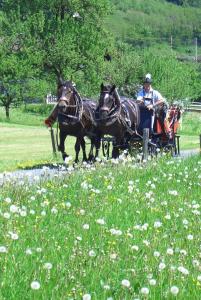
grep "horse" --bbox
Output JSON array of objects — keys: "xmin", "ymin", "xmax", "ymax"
[
  {"xmin": 45, "ymin": 80, "xmax": 100, "ymax": 162},
  {"xmin": 95, "ymin": 83, "xmax": 140, "ymax": 158}
]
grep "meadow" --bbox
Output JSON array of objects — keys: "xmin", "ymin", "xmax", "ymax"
[
  {"xmin": 0, "ymin": 154, "xmax": 200, "ymax": 299},
  {"xmin": 0, "ymin": 107, "xmax": 200, "ymax": 172}
]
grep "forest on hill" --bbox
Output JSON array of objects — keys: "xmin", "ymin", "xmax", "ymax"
[
  {"xmin": 0, "ymin": 0, "xmax": 201, "ymax": 119},
  {"xmin": 109, "ymin": 0, "xmax": 201, "ymax": 51}
]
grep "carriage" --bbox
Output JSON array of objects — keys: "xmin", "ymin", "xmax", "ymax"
[
  {"xmin": 45, "ymin": 80, "xmax": 182, "ymax": 162},
  {"xmin": 101, "ymin": 103, "xmax": 181, "ymax": 159}
]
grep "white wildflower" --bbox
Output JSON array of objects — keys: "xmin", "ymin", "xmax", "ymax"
[
  {"xmin": 178, "ymin": 266, "xmax": 189, "ymax": 275},
  {"xmin": 149, "ymin": 279, "xmax": 156, "ymax": 286},
  {"xmin": 0, "ymin": 246, "xmax": 7, "ymax": 253},
  {"xmin": 170, "ymin": 286, "xmax": 179, "ymax": 296},
  {"xmin": 89, "ymin": 250, "xmax": 96, "ymax": 257},
  {"xmin": 159, "ymin": 262, "xmax": 166, "ymax": 271},
  {"xmin": 167, "ymin": 248, "xmax": 174, "ymax": 255},
  {"xmin": 140, "ymin": 287, "xmax": 149, "ymax": 295},
  {"xmin": 187, "ymin": 234, "xmax": 193, "ymax": 240},
  {"xmin": 83, "ymin": 294, "xmax": 91, "ymax": 300},
  {"xmin": 83, "ymin": 224, "xmax": 90, "ymax": 230},
  {"xmin": 44, "ymin": 262, "xmax": 53, "ymax": 270},
  {"xmin": 121, "ymin": 279, "xmax": 130, "ymax": 288},
  {"xmin": 154, "ymin": 221, "xmax": 162, "ymax": 228},
  {"xmin": 31, "ymin": 281, "xmax": 40, "ymax": 290},
  {"xmin": 96, "ymin": 218, "xmax": 105, "ymax": 225}
]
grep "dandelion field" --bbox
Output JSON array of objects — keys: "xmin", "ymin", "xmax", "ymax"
[{"xmin": 0, "ymin": 155, "xmax": 201, "ymax": 300}]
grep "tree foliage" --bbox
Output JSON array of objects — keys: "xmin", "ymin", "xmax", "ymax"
[{"xmin": 1, "ymin": 0, "xmax": 111, "ymax": 92}]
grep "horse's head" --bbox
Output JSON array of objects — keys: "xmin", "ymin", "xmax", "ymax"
[
  {"xmin": 98, "ymin": 83, "xmax": 118, "ymax": 119},
  {"xmin": 57, "ymin": 80, "xmax": 76, "ymax": 113}
]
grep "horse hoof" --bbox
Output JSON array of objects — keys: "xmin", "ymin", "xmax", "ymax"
[
  {"xmin": 62, "ymin": 153, "xmax": 68, "ymax": 161},
  {"xmin": 88, "ymin": 155, "xmax": 95, "ymax": 162}
]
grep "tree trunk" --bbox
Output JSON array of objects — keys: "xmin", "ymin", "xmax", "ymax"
[{"xmin": 5, "ymin": 105, "xmax": 10, "ymax": 119}]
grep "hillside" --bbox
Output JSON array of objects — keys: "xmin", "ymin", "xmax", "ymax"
[{"xmin": 107, "ymin": 0, "xmax": 201, "ymax": 55}]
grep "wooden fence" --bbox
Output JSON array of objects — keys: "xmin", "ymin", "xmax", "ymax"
[{"xmin": 186, "ymin": 101, "xmax": 201, "ymax": 113}]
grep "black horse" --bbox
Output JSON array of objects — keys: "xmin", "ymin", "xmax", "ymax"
[
  {"xmin": 95, "ymin": 83, "xmax": 140, "ymax": 158},
  {"xmin": 45, "ymin": 80, "xmax": 100, "ymax": 162}
]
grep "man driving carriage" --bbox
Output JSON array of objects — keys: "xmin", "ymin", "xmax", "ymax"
[{"xmin": 136, "ymin": 73, "xmax": 166, "ymax": 134}]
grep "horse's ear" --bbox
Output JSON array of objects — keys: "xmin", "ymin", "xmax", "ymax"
[{"xmin": 100, "ymin": 83, "xmax": 104, "ymax": 90}]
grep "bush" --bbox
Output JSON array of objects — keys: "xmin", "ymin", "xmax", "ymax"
[{"xmin": 23, "ymin": 104, "xmax": 53, "ymax": 115}]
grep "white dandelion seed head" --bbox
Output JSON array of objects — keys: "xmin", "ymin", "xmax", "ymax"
[
  {"xmin": 3, "ymin": 212, "xmax": 10, "ymax": 219},
  {"xmin": 25, "ymin": 248, "xmax": 32, "ymax": 255},
  {"xmin": 170, "ymin": 286, "xmax": 179, "ymax": 296},
  {"xmin": 44, "ymin": 262, "xmax": 53, "ymax": 270},
  {"xmin": 187, "ymin": 234, "xmax": 193, "ymax": 240},
  {"xmin": 83, "ymin": 224, "xmax": 90, "ymax": 230},
  {"xmin": 154, "ymin": 251, "xmax": 160, "ymax": 257},
  {"xmin": 149, "ymin": 279, "xmax": 156, "ymax": 286},
  {"xmin": 11, "ymin": 233, "xmax": 19, "ymax": 240},
  {"xmin": 110, "ymin": 253, "xmax": 117, "ymax": 260},
  {"xmin": 82, "ymin": 294, "xmax": 91, "ymax": 300},
  {"xmin": 159, "ymin": 262, "xmax": 166, "ymax": 271},
  {"xmin": 140, "ymin": 287, "xmax": 149, "ymax": 295},
  {"xmin": 88, "ymin": 250, "xmax": 96, "ymax": 257},
  {"xmin": 121, "ymin": 279, "xmax": 130, "ymax": 288},
  {"xmin": 65, "ymin": 202, "xmax": 71, "ymax": 208},
  {"xmin": 178, "ymin": 266, "xmax": 189, "ymax": 275},
  {"xmin": 167, "ymin": 248, "xmax": 174, "ymax": 255},
  {"xmin": 197, "ymin": 275, "xmax": 201, "ymax": 282},
  {"xmin": 10, "ymin": 205, "xmax": 19, "ymax": 213},
  {"xmin": 154, "ymin": 221, "xmax": 162, "ymax": 228},
  {"xmin": 31, "ymin": 281, "xmax": 40, "ymax": 290},
  {"xmin": 5, "ymin": 197, "xmax": 12, "ymax": 203},
  {"xmin": 0, "ymin": 246, "xmax": 7, "ymax": 253},
  {"xmin": 131, "ymin": 245, "xmax": 139, "ymax": 251},
  {"xmin": 51, "ymin": 207, "xmax": 58, "ymax": 214}
]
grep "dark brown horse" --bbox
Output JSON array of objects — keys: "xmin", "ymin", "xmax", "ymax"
[
  {"xmin": 95, "ymin": 83, "xmax": 140, "ymax": 158},
  {"xmin": 45, "ymin": 80, "xmax": 100, "ymax": 162}
]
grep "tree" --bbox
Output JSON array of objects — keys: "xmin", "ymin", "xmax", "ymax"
[{"xmin": 0, "ymin": 0, "xmax": 111, "ymax": 96}]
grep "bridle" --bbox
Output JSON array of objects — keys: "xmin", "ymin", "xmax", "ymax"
[
  {"xmin": 97, "ymin": 88, "xmax": 121, "ymax": 123},
  {"xmin": 57, "ymin": 83, "xmax": 83, "ymax": 124}
]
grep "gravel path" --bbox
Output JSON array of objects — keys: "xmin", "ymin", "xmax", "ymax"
[{"xmin": 0, "ymin": 149, "xmax": 199, "ymax": 186}]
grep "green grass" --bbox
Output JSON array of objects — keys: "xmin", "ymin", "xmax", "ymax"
[
  {"xmin": 0, "ymin": 108, "xmax": 200, "ymax": 172},
  {"xmin": 178, "ymin": 111, "xmax": 201, "ymax": 137},
  {"xmin": 0, "ymin": 155, "xmax": 201, "ymax": 299},
  {"xmin": 0, "ymin": 107, "xmax": 46, "ymax": 127},
  {"xmin": 0, "ymin": 122, "xmax": 77, "ymax": 172}
]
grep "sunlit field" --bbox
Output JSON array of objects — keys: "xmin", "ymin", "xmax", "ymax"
[
  {"xmin": 0, "ymin": 155, "xmax": 201, "ymax": 299},
  {"xmin": 0, "ymin": 107, "xmax": 200, "ymax": 172}
]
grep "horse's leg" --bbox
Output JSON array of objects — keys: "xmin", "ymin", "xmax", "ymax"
[
  {"xmin": 94, "ymin": 134, "xmax": 101, "ymax": 158},
  {"xmin": 112, "ymin": 137, "xmax": 123, "ymax": 158},
  {"xmin": 88, "ymin": 139, "xmax": 95, "ymax": 161},
  {"xmin": 74, "ymin": 138, "xmax": 81, "ymax": 163},
  {"xmin": 59, "ymin": 130, "xmax": 68, "ymax": 161},
  {"xmin": 112, "ymin": 139, "xmax": 119, "ymax": 158},
  {"xmin": 80, "ymin": 137, "xmax": 87, "ymax": 162}
]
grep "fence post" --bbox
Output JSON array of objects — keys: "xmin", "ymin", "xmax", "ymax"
[
  {"xmin": 50, "ymin": 127, "xmax": 57, "ymax": 156},
  {"xmin": 143, "ymin": 128, "xmax": 149, "ymax": 161}
]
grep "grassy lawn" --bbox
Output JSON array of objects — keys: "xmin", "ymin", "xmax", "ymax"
[
  {"xmin": 0, "ymin": 122, "xmax": 77, "ymax": 172},
  {"xmin": 0, "ymin": 155, "xmax": 200, "ymax": 299},
  {"xmin": 0, "ymin": 108, "xmax": 200, "ymax": 172}
]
